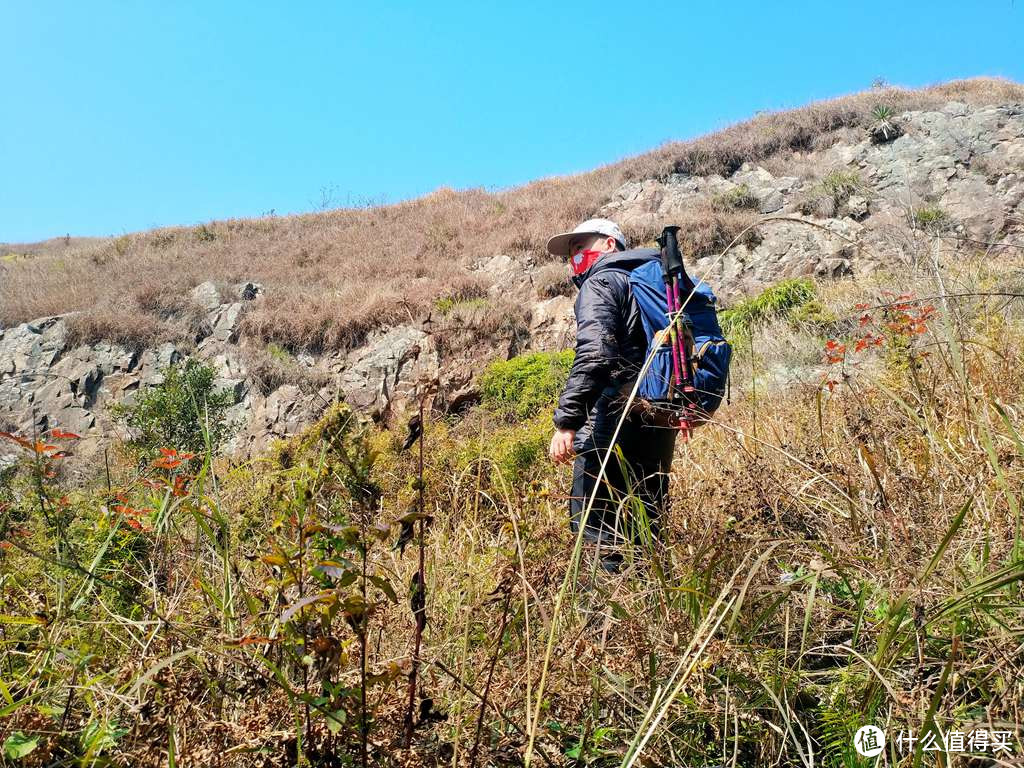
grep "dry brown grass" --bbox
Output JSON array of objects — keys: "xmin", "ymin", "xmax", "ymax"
[
  {"xmin": 240, "ymin": 342, "xmax": 332, "ymax": 395},
  {"xmin": 3, "ymin": 77, "xmax": 1022, "ymax": 352},
  {"xmin": 5, "ymin": 237, "xmax": 1024, "ymax": 765},
  {"xmin": 676, "ymin": 199, "xmax": 764, "ymax": 258},
  {"xmin": 533, "ymin": 262, "xmax": 576, "ymax": 298},
  {"xmin": 0, "ymin": 235, "xmax": 108, "ymax": 258}
]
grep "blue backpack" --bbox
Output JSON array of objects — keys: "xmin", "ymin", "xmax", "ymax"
[{"xmin": 627, "ymin": 260, "xmax": 731, "ymax": 419}]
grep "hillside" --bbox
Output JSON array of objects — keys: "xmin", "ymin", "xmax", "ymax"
[
  {"xmin": 2, "ymin": 77, "xmax": 1024, "ymax": 465},
  {"xmin": 2, "ymin": 78, "xmax": 1024, "ymax": 766}
]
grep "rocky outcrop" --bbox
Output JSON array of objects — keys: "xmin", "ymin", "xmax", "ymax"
[
  {"xmin": 602, "ymin": 102, "xmax": 1024, "ymax": 300},
  {"xmin": 0, "ymin": 282, "xmax": 442, "ymax": 464},
  {"xmin": 4, "ymin": 100, "xmax": 1024, "ymax": 465}
]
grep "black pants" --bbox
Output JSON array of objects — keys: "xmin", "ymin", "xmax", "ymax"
[{"xmin": 569, "ymin": 397, "xmax": 677, "ymax": 550}]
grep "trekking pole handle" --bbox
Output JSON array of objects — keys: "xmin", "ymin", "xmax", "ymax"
[
  {"xmin": 657, "ymin": 226, "xmax": 684, "ymax": 279},
  {"xmin": 657, "ymin": 225, "xmax": 695, "ymax": 293}
]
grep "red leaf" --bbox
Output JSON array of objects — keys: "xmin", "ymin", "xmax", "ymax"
[
  {"xmin": 172, "ymin": 475, "xmax": 190, "ymax": 497},
  {"xmin": 232, "ymin": 635, "xmax": 277, "ymax": 646},
  {"xmin": 49, "ymin": 429, "xmax": 81, "ymax": 440},
  {"xmin": 0, "ymin": 432, "xmax": 33, "ymax": 450}
]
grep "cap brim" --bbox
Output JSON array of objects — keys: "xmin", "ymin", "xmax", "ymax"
[{"xmin": 546, "ymin": 230, "xmax": 600, "ymax": 258}]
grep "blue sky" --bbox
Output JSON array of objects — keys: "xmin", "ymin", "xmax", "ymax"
[{"xmin": 4, "ymin": 1, "xmax": 1023, "ymax": 243}]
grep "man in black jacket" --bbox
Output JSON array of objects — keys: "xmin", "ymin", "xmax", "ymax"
[{"xmin": 546, "ymin": 218, "xmax": 678, "ymax": 572}]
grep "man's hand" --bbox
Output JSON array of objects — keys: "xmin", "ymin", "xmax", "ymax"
[{"xmin": 549, "ymin": 428, "xmax": 577, "ymax": 464}]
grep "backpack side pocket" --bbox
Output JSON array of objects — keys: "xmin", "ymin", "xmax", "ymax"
[{"xmin": 692, "ymin": 340, "xmax": 732, "ymax": 417}]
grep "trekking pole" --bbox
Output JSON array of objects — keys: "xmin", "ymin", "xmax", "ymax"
[
  {"xmin": 657, "ymin": 226, "xmax": 697, "ymax": 440},
  {"xmin": 661, "ymin": 256, "xmax": 683, "ymax": 389}
]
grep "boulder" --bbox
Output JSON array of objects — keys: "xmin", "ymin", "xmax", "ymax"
[
  {"xmin": 339, "ymin": 326, "xmax": 438, "ymax": 419},
  {"xmin": 211, "ymin": 303, "xmax": 243, "ymax": 342},
  {"xmin": 941, "ymin": 174, "xmax": 1006, "ymax": 240},
  {"xmin": 528, "ymin": 295, "xmax": 575, "ymax": 351},
  {"xmin": 847, "ymin": 194, "xmax": 870, "ymax": 221},
  {"xmin": 190, "ymin": 281, "xmax": 222, "ymax": 311},
  {"xmin": 139, "ymin": 343, "xmax": 182, "ymax": 386}
]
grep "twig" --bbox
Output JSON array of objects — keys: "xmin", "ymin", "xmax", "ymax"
[
  {"xmin": 431, "ymin": 660, "xmax": 556, "ymax": 768},
  {"xmin": 470, "ymin": 587, "xmax": 513, "ymax": 767},
  {"xmin": 403, "ymin": 396, "xmax": 428, "ymax": 746}
]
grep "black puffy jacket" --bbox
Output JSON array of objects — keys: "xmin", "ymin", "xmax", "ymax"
[{"xmin": 552, "ymin": 247, "xmax": 661, "ymax": 431}]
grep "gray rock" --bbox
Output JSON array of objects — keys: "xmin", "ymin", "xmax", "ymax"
[
  {"xmin": 941, "ymin": 174, "xmax": 1005, "ymax": 239},
  {"xmin": 90, "ymin": 342, "xmax": 137, "ymax": 374},
  {"xmin": 47, "ymin": 406, "xmax": 96, "ymax": 436},
  {"xmin": 190, "ymin": 281, "xmax": 222, "ymax": 310},
  {"xmin": 139, "ymin": 343, "xmax": 181, "ymax": 386},
  {"xmin": 474, "ymin": 253, "xmax": 529, "ymax": 297},
  {"xmin": 759, "ymin": 189, "xmax": 785, "ymax": 214},
  {"xmin": 215, "ymin": 377, "xmax": 248, "ymax": 400},
  {"xmin": 212, "ymin": 303, "xmax": 243, "ymax": 343},
  {"xmin": 815, "ymin": 257, "xmax": 853, "ymax": 279},
  {"xmin": 340, "ymin": 325, "xmax": 438, "ymax": 418},
  {"xmin": 847, "ymin": 194, "xmax": 870, "ymax": 221},
  {"xmin": 942, "ymin": 101, "xmax": 969, "ymax": 117},
  {"xmin": 0, "ymin": 317, "xmax": 67, "ymax": 375},
  {"xmin": 528, "ymin": 296, "xmax": 575, "ymax": 350}
]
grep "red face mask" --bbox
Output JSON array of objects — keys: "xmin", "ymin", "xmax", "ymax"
[{"xmin": 569, "ymin": 248, "xmax": 603, "ymax": 276}]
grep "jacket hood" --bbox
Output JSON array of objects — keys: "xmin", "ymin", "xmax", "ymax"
[{"xmin": 571, "ymin": 247, "xmax": 660, "ymax": 289}]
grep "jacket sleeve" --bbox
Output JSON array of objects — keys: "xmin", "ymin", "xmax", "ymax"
[{"xmin": 553, "ymin": 275, "xmax": 623, "ymax": 431}]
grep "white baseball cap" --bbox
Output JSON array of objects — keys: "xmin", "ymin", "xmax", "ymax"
[{"xmin": 546, "ymin": 217, "xmax": 628, "ymax": 257}]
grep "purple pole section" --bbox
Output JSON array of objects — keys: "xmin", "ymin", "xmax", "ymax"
[
  {"xmin": 672, "ymin": 279, "xmax": 690, "ymax": 386},
  {"xmin": 665, "ymin": 283, "xmax": 682, "ymax": 386}
]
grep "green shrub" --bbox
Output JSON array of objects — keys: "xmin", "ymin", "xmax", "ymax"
[
  {"xmin": 425, "ymin": 413, "xmax": 554, "ymax": 491},
  {"xmin": 788, "ymin": 299, "xmax": 838, "ymax": 334},
  {"xmin": 479, "ymin": 349, "xmax": 574, "ymax": 421},
  {"xmin": 912, "ymin": 205, "xmax": 950, "ymax": 232},
  {"xmin": 719, "ymin": 278, "xmax": 818, "ymax": 341},
  {"xmin": 821, "ymin": 170, "xmax": 860, "ymax": 202},
  {"xmin": 111, "ymin": 359, "xmax": 237, "ymax": 461},
  {"xmin": 494, "ymin": 426, "xmax": 548, "ymax": 482},
  {"xmin": 266, "ymin": 342, "xmax": 293, "ymax": 363},
  {"xmin": 797, "ymin": 170, "xmax": 862, "ymax": 216},
  {"xmin": 711, "ymin": 183, "xmax": 759, "ymax": 211},
  {"xmin": 868, "ymin": 104, "xmax": 903, "ymax": 144},
  {"xmin": 435, "ymin": 296, "xmax": 488, "ymax": 315}
]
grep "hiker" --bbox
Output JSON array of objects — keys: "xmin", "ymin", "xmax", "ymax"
[{"xmin": 546, "ymin": 218, "xmax": 678, "ymax": 572}]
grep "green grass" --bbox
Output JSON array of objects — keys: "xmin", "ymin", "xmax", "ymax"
[
  {"xmin": 434, "ymin": 296, "xmax": 489, "ymax": 314},
  {"xmin": 719, "ymin": 277, "xmax": 819, "ymax": 341},
  {"xmin": 711, "ymin": 183, "xmax": 760, "ymax": 211},
  {"xmin": 912, "ymin": 205, "xmax": 950, "ymax": 231},
  {"xmin": 479, "ymin": 349, "xmax": 574, "ymax": 421}
]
